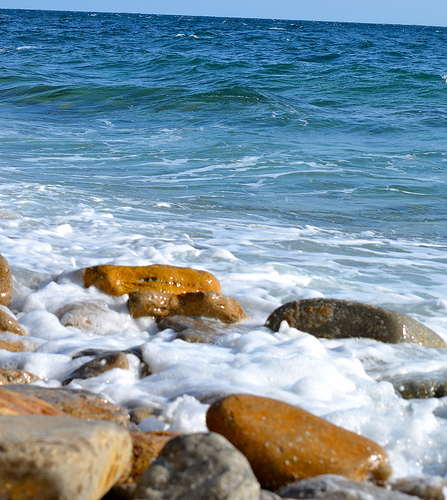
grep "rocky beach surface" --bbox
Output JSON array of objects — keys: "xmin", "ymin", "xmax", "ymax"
[{"xmin": 1, "ymin": 254, "xmax": 447, "ymax": 499}]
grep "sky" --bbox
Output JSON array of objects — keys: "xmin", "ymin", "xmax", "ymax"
[{"xmin": 1, "ymin": 0, "xmax": 447, "ymax": 28}]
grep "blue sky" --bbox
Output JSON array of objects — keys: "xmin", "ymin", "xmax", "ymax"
[{"xmin": 1, "ymin": 0, "xmax": 447, "ymax": 27}]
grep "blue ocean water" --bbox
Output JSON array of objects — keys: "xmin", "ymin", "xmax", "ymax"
[{"xmin": 1, "ymin": 9, "xmax": 447, "ymax": 479}]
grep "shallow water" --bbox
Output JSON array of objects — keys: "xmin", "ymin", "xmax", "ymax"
[{"xmin": 1, "ymin": 9, "xmax": 447, "ymax": 480}]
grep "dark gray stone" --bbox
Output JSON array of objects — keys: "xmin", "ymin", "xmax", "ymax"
[
  {"xmin": 275, "ymin": 474, "xmax": 419, "ymax": 499},
  {"xmin": 380, "ymin": 370, "xmax": 447, "ymax": 399},
  {"xmin": 133, "ymin": 432, "xmax": 261, "ymax": 500},
  {"xmin": 265, "ymin": 299, "xmax": 445, "ymax": 348},
  {"xmin": 391, "ymin": 475, "xmax": 447, "ymax": 500}
]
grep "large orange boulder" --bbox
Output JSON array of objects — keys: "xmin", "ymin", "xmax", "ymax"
[
  {"xmin": 0, "ymin": 254, "xmax": 12, "ymax": 306},
  {"xmin": 206, "ymin": 394, "xmax": 391, "ymax": 490},
  {"xmin": 128, "ymin": 290, "xmax": 247, "ymax": 323},
  {"xmin": 84, "ymin": 264, "xmax": 222, "ymax": 296}
]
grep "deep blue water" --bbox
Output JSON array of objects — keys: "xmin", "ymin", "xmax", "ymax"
[{"xmin": 1, "ymin": 9, "xmax": 447, "ymax": 242}]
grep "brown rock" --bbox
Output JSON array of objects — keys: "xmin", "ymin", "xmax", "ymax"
[
  {"xmin": 63, "ymin": 352, "xmax": 130, "ymax": 385},
  {"xmin": 56, "ymin": 300, "xmax": 113, "ymax": 334},
  {"xmin": 128, "ymin": 289, "xmax": 247, "ymax": 324},
  {"xmin": 391, "ymin": 475, "xmax": 447, "ymax": 500},
  {"xmin": 0, "ymin": 334, "xmax": 39, "ymax": 352},
  {"xmin": 3, "ymin": 385, "xmax": 131, "ymax": 428},
  {"xmin": 0, "ymin": 415, "xmax": 132, "ymax": 500},
  {"xmin": 0, "ymin": 254, "xmax": 12, "ymax": 306},
  {"xmin": 0, "ymin": 386, "xmax": 65, "ymax": 416},
  {"xmin": 0, "ymin": 306, "xmax": 26, "ymax": 335},
  {"xmin": 206, "ymin": 394, "xmax": 391, "ymax": 490},
  {"xmin": 265, "ymin": 299, "xmax": 445, "ymax": 348},
  {"xmin": 125, "ymin": 432, "xmax": 181, "ymax": 484},
  {"xmin": 84, "ymin": 264, "xmax": 222, "ymax": 296},
  {"xmin": 0, "ymin": 368, "xmax": 40, "ymax": 385}
]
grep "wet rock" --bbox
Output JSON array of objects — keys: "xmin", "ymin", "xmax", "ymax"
[
  {"xmin": 0, "ymin": 334, "xmax": 40, "ymax": 352},
  {"xmin": 129, "ymin": 406, "xmax": 161, "ymax": 425},
  {"xmin": 157, "ymin": 315, "xmax": 245, "ymax": 344},
  {"xmin": 63, "ymin": 352, "xmax": 129, "ymax": 385},
  {"xmin": 0, "ymin": 306, "xmax": 26, "ymax": 335},
  {"xmin": 129, "ymin": 289, "xmax": 247, "ymax": 324},
  {"xmin": 206, "ymin": 394, "xmax": 391, "ymax": 491},
  {"xmin": 0, "ymin": 386, "xmax": 64, "ymax": 416},
  {"xmin": 0, "ymin": 415, "xmax": 132, "ymax": 500},
  {"xmin": 133, "ymin": 432, "xmax": 261, "ymax": 500},
  {"xmin": 391, "ymin": 475, "xmax": 447, "ymax": 500},
  {"xmin": 379, "ymin": 370, "xmax": 447, "ymax": 399},
  {"xmin": 265, "ymin": 299, "xmax": 445, "ymax": 348},
  {"xmin": 276, "ymin": 474, "xmax": 418, "ymax": 499},
  {"xmin": 0, "ymin": 254, "xmax": 12, "ymax": 306},
  {"xmin": 3, "ymin": 385, "xmax": 131, "ymax": 428},
  {"xmin": 56, "ymin": 300, "xmax": 117, "ymax": 334},
  {"xmin": 0, "ymin": 368, "xmax": 40, "ymax": 385},
  {"xmin": 84, "ymin": 264, "xmax": 222, "ymax": 297},
  {"xmin": 124, "ymin": 431, "xmax": 181, "ymax": 484},
  {"xmin": 261, "ymin": 491, "xmax": 282, "ymax": 500}
]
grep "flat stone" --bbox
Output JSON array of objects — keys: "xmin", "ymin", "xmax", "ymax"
[
  {"xmin": 0, "ymin": 254, "xmax": 12, "ymax": 306},
  {"xmin": 0, "ymin": 386, "xmax": 64, "ymax": 416},
  {"xmin": 391, "ymin": 475, "xmax": 447, "ymax": 500},
  {"xmin": 84, "ymin": 264, "xmax": 222, "ymax": 296},
  {"xmin": 276, "ymin": 474, "xmax": 418, "ymax": 499},
  {"xmin": 0, "ymin": 368, "xmax": 40, "ymax": 385},
  {"xmin": 265, "ymin": 299, "xmax": 445, "ymax": 348},
  {"xmin": 206, "ymin": 394, "xmax": 391, "ymax": 490},
  {"xmin": 3, "ymin": 385, "xmax": 131, "ymax": 428},
  {"xmin": 0, "ymin": 415, "xmax": 132, "ymax": 500},
  {"xmin": 0, "ymin": 306, "xmax": 26, "ymax": 335},
  {"xmin": 133, "ymin": 432, "xmax": 261, "ymax": 500},
  {"xmin": 128, "ymin": 290, "xmax": 247, "ymax": 324},
  {"xmin": 63, "ymin": 352, "xmax": 129, "ymax": 385}
]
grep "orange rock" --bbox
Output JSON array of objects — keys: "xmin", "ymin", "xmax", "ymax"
[
  {"xmin": 128, "ymin": 290, "xmax": 247, "ymax": 323},
  {"xmin": 0, "ymin": 387, "xmax": 64, "ymax": 416},
  {"xmin": 0, "ymin": 307, "xmax": 26, "ymax": 336},
  {"xmin": 84, "ymin": 264, "xmax": 222, "ymax": 296},
  {"xmin": 206, "ymin": 394, "xmax": 392, "ymax": 490},
  {"xmin": 125, "ymin": 432, "xmax": 181, "ymax": 484},
  {"xmin": 0, "ymin": 255, "xmax": 12, "ymax": 306}
]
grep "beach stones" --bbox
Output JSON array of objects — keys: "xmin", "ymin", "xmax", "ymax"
[
  {"xmin": 0, "ymin": 387, "xmax": 64, "ymax": 416},
  {"xmin": 276, "ymin": 474, "xmax": 417, "ymax": 499},
  {"xmin": 0, "ymin": 368, "xmax": 40, "ymax": 385},
  {"xmin": 3, "ymin": 385, "xmax": 131, "ymax": 429},
  {"xmin": 134, "ymin": 432, "xmax": 261, "ymax": 500},
  {"xmin": 84, "ymin": 264, "xmax": 222, "ymax": 296},
  {"xmin": 128, "ymin": 289, "xmax": 247, "ymax": 323},
  {"xmin": 0, "ymin": 254, "xmax": 12, "ymax": 306},
  {"xmin": 0, "ymin": 306, "xmax": 26, "ymax": 335},
  {"xmin": 0, "ymin": 415, "xmax": 132, "ymax": 500},
  {"xmin": 206, "ymin": 394, "xmax": 391, "ymax": 490},
  {"xmin": 265, "ymin": 298, "xmax": 445, "ymax": 348}
]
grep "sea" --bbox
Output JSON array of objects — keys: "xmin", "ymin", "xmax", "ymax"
[{"xmin": 1, "ymin": 8, "xmax": 447, "ymax": 481}]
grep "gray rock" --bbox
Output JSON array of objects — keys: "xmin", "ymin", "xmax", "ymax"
[
  {"xmin": 261, "ymin": 491, "xmax": 282, "ymax": 500},
  {"xmin": 133, "ymin": 432, "xmax": 261, "ymax": 500},
  {"xmin": 380, "ymin": 369, "xmax": 447, "ymax": 399},
  {"xmin": 62, "ymin": 352, "xmax": 129, "ymax": 385},
  {"xmin": 0, "ymin": 415, "xmax": 132, "ymax": 500},
  {"xmin": 391, "ymin": 475, "xmax": 447, "ymax": 500},
  {"xmin": 265, "ymin": 299, "xmax": 445, "ymax": 348},
  {"xmin": 275, "ymin": 474, "xmax": 419, "ymax": 499}
]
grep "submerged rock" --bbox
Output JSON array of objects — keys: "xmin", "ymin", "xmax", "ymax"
[
  {"xmin": 128, "ymin": 289, "xmax": 247, "ymax": 323},
  {"xmin": 380, "ymin": 370, "xmax": 447, "ymax": 399},
  {"xmin": 276, "ymin": 474, "xmax": 418, "ymax": 499},
  {"xmin": 265, "ymin": 299, "xmax": 445, "ymax": 348},
  {"xmin": 0, "ymin": 368, "xmax": 40, "ymax": 385},
  {"xmin": 63, "ymin": 352, "xmax": 130, "ymax": 385},
  {"xmin": 0, "ymin": 415, "xmax": 132, "ymax": 500},
  {"xmin": 56, "ymin": 300, "xmax": 118, "ymax": 334},
  {"xmin": 3, "ymin": 385, "xmax": 131, "ymax": 428},
  {"xmin": 134, "ymin": 432, "xmax": 260, "ymax": 500},
  {"xmin": 206, "ymin": 394, "xmax": 391, "ymax": 490},
  {"xmin": 84, "ymin": 264, "xmax": 222, "ymax": 296},
  {"xmin": 0, "ymin": 334, "xmax": 40, "ymax": 353},
  {"xmin": 0, "ymin": 254, "xmax": 12, "ymax": 306}
]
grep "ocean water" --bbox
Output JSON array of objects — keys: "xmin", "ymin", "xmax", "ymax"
[{"xmin": 1, "ymin": 8, "xmax": 447, "ymax": 480}]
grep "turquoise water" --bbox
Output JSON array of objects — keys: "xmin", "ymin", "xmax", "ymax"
[{"xmin": 2, "ymin": 9, "xmax": 447, "ymax": 479}]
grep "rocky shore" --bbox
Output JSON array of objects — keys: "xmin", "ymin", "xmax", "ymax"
[{"xmin": 0, "ymin": 255, "xmax": 446, "ymax": 499}]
